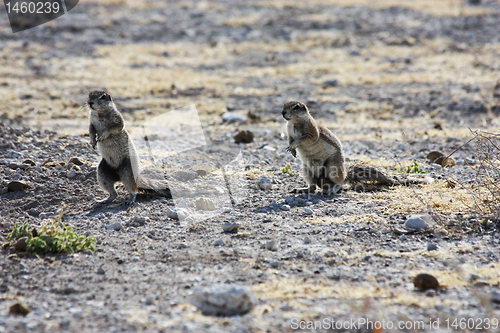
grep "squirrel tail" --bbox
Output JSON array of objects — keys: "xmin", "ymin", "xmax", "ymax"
[
  {"xmin": 346, "ymin": 163, "xmax": 434, "ymax": 186},
  {"xmin": 137, "ymin": 169, "xmax": 172, "ymax": 198}
]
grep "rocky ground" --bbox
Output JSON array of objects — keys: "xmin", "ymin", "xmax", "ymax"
[{"xmin": 1, "ymin": 0, "xmax": 500, "ymax": 332}]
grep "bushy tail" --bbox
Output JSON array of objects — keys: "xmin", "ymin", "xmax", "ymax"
[{"xmin": 346, "ymin": 163, "xmax": 433, "ymax": 186}]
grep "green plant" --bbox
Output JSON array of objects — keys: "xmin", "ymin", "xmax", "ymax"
[
  {"xmin": 7, "ymin": 220, "xmax": 30, "ymax": 240},
  {"xmin": 281, "ymin": 162, "xmax": 292, "ymax": 174},
  {"xmin": 7, "ymin": 204, "xmax": 96, "ymax": 254},
  {"xmin": 397, "ymin": 161, "xmax": 427, "ymax": 174}
]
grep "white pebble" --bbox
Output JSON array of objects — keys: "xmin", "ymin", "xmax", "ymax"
[
  {"xmin": 405, "ymin": 214, "xmax": 432, "ymax": 231},
  {"xmin": 107, "ymin": 222, "xmax": 122, "ymax": 231},
  {"xmin": 303, "ymin": 208, "xmax": 314, "ymax": 215}
]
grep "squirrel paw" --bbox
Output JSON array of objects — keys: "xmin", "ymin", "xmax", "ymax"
[
  {"xmin": 286, "ymin": 146, "xmax": 297, "ymax": 158},
  {"xmin": 122, "ymin": 195, "xmax": 136, "ymax": 206}
]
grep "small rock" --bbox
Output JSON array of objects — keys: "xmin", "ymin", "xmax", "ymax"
[
  {"xmin": 425, "ymin": 289, "xmax": 436, "ymax": 297},
  {"xmin": 7, "ymin": 180, "xmax": 29, "ymax": 192},
  {"xmin": 96, "ymin": 266, "xmax": 105, "ymax": 275},
  {"xmin": 234, "ymin": 130, "xmax": 254, "ymax": 144},
  {"xmin": 303, "ymin": 208, "xmax": 314, "ymax": 215},
  {"xmin": 173, "ymin": 170, "xmax": 198, "ymax": 181},
  {"xmin": 473, "ymin": 280, "xmax": 490, "ymax": 287},
  {"xmin": 191, "ymin": 284, "xmax": 257, "ymax": 316},
  {"xmin": 265, "ymin": 239, "xmax": 278, "ymax": 251},
  {"xmin": 63, "ymin": 284, "xmax": 77, "ymax": 294},
  {"xmin": 7, "ymin": 150, "xmax": 23, "ymax": 158},
  {"xmin": 469, "ymin": 273, "xmax": 486, "ymax": 282},
  {"xmin": 285, "ymin": 197, "xmax": 294, "ymax": 204},
  {"xmin": 491, "ymin": 290, "xmax": 500, "ymax": 304},
  {"xmin": 130, "ymin": 216, "xmax": 148, "ymax": 226},
  {"xmin": 222, "ymin": 222, "xmax": 240, "ymax": 233},
  {"xmin": 167, "ymin": 208, "xmax": 189, "ymax": 220},
  {"xmin": 430, "ymin": 163, "xmax": 442, "ymax": 170},
  {"xmin": 195, "ymin": 197, "xmax": 216, "ymax": 211},
  {"xmin": 322, "ymin": 79, "xmax": 338, "ymax": 88},
  {"xmin": 67, "ymin": 170, "xmax": 77, "ymax": 179},
  {"xmin": 68, "ymin": 157, "xmax": 85, "ymax": 166},
  {"xmin": 413, "ymin": 273, "xmax": 439, "ymax": 290},
  {"xmin": 39, "ymin": 212, "xmax": 54, "ymax": 219},
  {"xmin": 304, "ymin": 237, "xmax": 311, "ymax": 244},
  {"xmin": 296, "ymin": 198, "xmax": 306, "ymax": 205},
  {"xmin": 178, "ymin": 243, "xmax": 188, "ymax": 249},
  {"xmin": 214, "ymin": 239, "xmax": 224, "ymax": 247},
  {"xmin": 222, "ymin": 112, "xmax": 247, "ymax": 123},
  {"xmin": 426, "ymin": 151, "xmax": 444, "ymax": 163},
  {"xmin": 145, "ymin": 296, "xmax": 155, "ymax": 305},
  {"xmin": 107, "ymin": 222, "xmax": 122, "ymax": 231},
  {"xmin": 258, "ymin": 178, "xmax": 272, "ymax": 191},
  {"xmin": 22, "ymin": 159, "xmax": 36, "ymax": 166},
  {"xmin": 9, "ymin": 302, "xmax": 31, "ymax": 316},
  {"xmin": 465, "ymin": 157, "xmax": 477, "ymax": 165},
  {"xmin": 14, "ymin": 237, "xmax": 28, "ymax": 252},
  {"xmin": 405, "ymin": 214, "xmax": 432, "ymax": 231},
  {"xmin": 427, "ymin": 242, "xmax": 438, "ymax": 251},
  {"xmin": 269, "ymin": 260, "xmax": 281, "ymax": 268},
  {"xmin": 7, "ymin": 163, "xmax": 30, "ymax": 170},
  {"xmin": 281, "ymin": 204, "xmax": 290, "ymax": 211}
]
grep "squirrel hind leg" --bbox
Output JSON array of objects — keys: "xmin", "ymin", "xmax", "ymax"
[
  {"xmin": 97, "ymin": 159, "xmax": 120, "ymax": 203},
  {"xmin": 118, "ymin": 157, "xmax": 139, "ymax": 196}
]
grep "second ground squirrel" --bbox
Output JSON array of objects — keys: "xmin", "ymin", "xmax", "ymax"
[{"xmin": 282, "ymin": 101, "xmax": 434, "ymax": 193}]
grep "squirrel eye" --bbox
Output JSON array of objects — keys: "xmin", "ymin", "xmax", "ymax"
[
  {"xmin": 292, "ymin": 104, "xmax": 301, "ymax": 111},
  {"xmin": 99, "ymin": 94, "xmax": 108, "ymax": 101}
]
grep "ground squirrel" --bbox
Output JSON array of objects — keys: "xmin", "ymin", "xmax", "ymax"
[
  {"xmin": 282, "ymin": 101, "xmax": 433, "ymax": 193},
  {"xmin": 87, "ymin": 90, "xmax": 170, "ymax": 205},
  {"xmin": 282, "ymin": 101, "xmax": 346, "ymax": 194}
]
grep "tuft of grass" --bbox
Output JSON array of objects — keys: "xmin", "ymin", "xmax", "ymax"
[
  {"xmin": 397, "ymin": 161, "xmax": 427, "ymax": 174},
  {"xmin": 7, "ymin": 204, "xmax": 96, "ymax": 254},
  {"xmin": 281, "ymin": 162, "xmax": 292, "ymax": 174}
]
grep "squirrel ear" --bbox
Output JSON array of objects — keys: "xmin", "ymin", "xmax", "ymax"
[{"xmin": 292, "ymin": 103, "xmax": 302, "ymax": 111}]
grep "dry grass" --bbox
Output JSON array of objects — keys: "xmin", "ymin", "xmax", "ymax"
[{"xmin": 463, "ymin": 130, "xmax": 500, "ymax": 223}]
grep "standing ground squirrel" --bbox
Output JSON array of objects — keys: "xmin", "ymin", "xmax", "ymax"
[
  {"xmin": 87, "ymin": 90, "xmax": 170, "ymax": 205},
  {"xmin": 282, "ymin": 101, "xmax": 434, "ymax": 193},
  {"xmin": 282, "ymin": 101, "xmax": 346, "ymax": 194}
]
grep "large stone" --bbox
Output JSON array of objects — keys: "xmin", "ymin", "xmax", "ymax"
[
  {"xmin": 191, "ymin": 284, "xmax": 257, "ymax": 316},
  {"xmin": 405, "ymin": 214, "xmax": 432, "ymax": 231},
  {"xmin": 167, "ymin": 208, "xmax": 189, "ymax": 220}
]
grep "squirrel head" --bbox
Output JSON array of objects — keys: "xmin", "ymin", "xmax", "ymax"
[
  {"xmin": 87, "ymin": 90, "xmax": 115, "ymax": 113},
  {"xmin": 282, "ymin": 101, "xmax": 309, "ymax": 121}
]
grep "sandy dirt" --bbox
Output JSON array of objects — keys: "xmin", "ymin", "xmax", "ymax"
[{"xmin": 0, "ymin": 0, "xmax": 500, "ymax": 332}]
